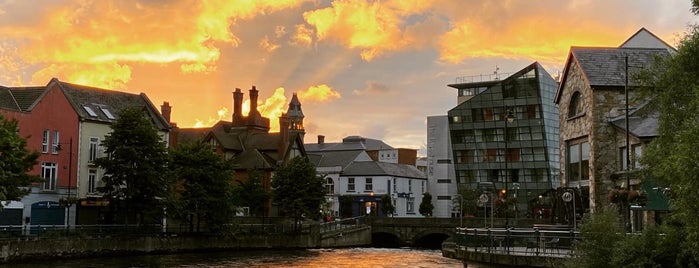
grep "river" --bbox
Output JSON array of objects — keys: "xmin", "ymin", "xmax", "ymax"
[{"xmin": 1, "ymin": 248, "xmax": 467, "ymax": 268}]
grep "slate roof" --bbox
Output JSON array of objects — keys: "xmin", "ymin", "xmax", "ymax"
[
  {"xmin": 305, "ymin": 136, "xmax": 393, "ymax": 152},
  {"xmin": 610, "ymin": 102, "xmax": 659, "ymax": 139},
  {"xmin": 56, "ymin": 79, "xmax": 170, "ymax": 130},
  {"xmin": 308, "ymin": 150, "xmax": 364, "ymax": 169},
  {"xmin": 342, "ymin": 161, "xmax": 426, "ymax": 179},
  {"xmin": 571, "ymin": 47, "xmax": 669, "ymax": 87},
  {"xmin": 0, "ymin": 86, "xmax": 46, "ymax": 111}
]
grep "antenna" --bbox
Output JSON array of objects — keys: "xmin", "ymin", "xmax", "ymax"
[{"xmin": 494, "ymin": 65, "xmax": 500, "ymax": 80}]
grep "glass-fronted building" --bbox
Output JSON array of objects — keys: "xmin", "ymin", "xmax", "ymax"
[{"xmin": 447, "ymin": 62, "xmax": 559, "ymax": 221}]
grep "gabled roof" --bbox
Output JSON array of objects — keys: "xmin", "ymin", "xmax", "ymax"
[
  {"xmin": 619, "ymin": 27, "xmax": 676, "ymax": 52},
  {"xmin": 305, "ymin": 135, "xmax": 393, "ymax": 152},
  {"xmin": 53, "ymin": 78, "xmax": 170, "ymax": 130},
  {"xmin": 342, "ymin": 161, "xmax": 426, "ymax": 179},
  {"xmin": 0, "ymin": 86, "xmax": 46, "ymax": 111},
  {"xmin": 555, "ymin": 47, "xmax": 669, "ymax": 103}
]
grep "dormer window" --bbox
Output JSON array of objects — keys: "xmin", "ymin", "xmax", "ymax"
[
  {"xmin": 568, "ymin": 91, "xmax": 583, "ymax": 118},
  {"xmin": 83, "ymin": 106, "xmax": 98, "ymax": 117},
  {"xmin": 100, "ymin": 107, "xmax": 115, "ymax": 119}
]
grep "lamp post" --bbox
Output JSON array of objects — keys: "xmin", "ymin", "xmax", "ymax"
[
  {"xmin": 57, "ymin": 137, "xmax": 73, "ymax": 228},
  {"xmin": 453, "ymin": 194, "xmax": 464, "ymax": 228},
  {"xmin": 504, "ymin": 107, "xmax": 515, "ymax": 228}
]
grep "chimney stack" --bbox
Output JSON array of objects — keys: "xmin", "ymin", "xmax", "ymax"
[
  {"xmin": 249, "ymin": 86, "xmax": 259, "ymax": 115},
  {"xmin": 318, "ymin": 135, "xmax": 325, "ymax": 144},
  {"xmin": 232, "ymin": 88, "xmax": 244, "ymax": 126},
  {"xmin": 160, "ymin": 101, "xmax": 172, "ymax": 123}
]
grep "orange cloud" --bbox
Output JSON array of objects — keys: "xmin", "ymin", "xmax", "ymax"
[
  {"xmin": 302, "ymin": 0, "xmax": 433, "ymax": 61},
  {"xmin": 298, "ymin": 84, "xmax": 342, "ymax": 102},
  {"xmin": 193, "ymin": 106, "xmax": 230, "ymax": 128},
  {"xmin": 291, "ymin": 24, "xmax": 314, "ymax": 47}
]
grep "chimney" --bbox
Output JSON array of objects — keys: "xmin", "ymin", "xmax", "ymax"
[
  {"xmin": 318, "ymin": 135, "xmax": 325, "ymax": 144},
  {"xmin": 249, "ymin": 85, "xmax": 259, "ymax": 115},
  {"xmin": 160, "ymin": 101, "xmax": 172, "ymax": 123},
  {"xmin": 232, "ymin": 88, "xmax": 244, "ymax": 126}
]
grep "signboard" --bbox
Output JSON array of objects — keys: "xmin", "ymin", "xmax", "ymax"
[{"xmin": 562, "ymin": 192, "xmax": 573, "ymax": 202}]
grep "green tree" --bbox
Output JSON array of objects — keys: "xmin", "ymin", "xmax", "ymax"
[
  {"xmin": 339, "ymin": 195, "xmax": 354, "ymax": 218},
  {"xmin": 169, "ymin": 141, "xmax": 236, "ymax": 232},
  {"xmin": 380, "ymin": 194, "xmax": 395, "ymax": 217},
  {"xmin": 638, "ymin": 20, "xmax": 699, "ymax": 262},
  {"xmin": 94, "ymin": 108, "xmax": 170, "ymax": 225},
  {"xmin": 233, "ymin": 170, "xmax": 270, "ymax": 217},
  {"xmin": 564, "ymin": 208, "xmax": 625, "ymax": 268},
  {"xmin": 271, "ymin": 156, "xmax": 324, "ymax": 229},
  {"xmin": 0, "ymin": 114, "xmax": 41, "ymax": 205},
  {"xmin": 419, "ymin": 192, "xmax": 434, "ymax": 217}
]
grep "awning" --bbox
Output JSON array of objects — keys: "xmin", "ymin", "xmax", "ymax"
[{"xmin": 630, "ymin": 179, "xmax": 670, "ymax": 211}]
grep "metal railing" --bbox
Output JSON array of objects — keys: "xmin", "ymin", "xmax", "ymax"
[
  {"xmin": 453, "ymin": 227, "xmax": 579, "ymax": 257},
  {"xmin": 319, "ymin": 216, "xmax": 367, "ymax": 233}
]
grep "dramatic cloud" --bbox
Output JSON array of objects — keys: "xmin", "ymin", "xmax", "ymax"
[
  {"xmin": 298, "ymin": 84, "xmax": 342, "ymax": 102},
  {"xmin": 352, "ymin": 81, "xmax": 393, "ymax": 96}
]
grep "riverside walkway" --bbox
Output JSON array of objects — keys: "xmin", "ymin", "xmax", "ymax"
[{"xmin": 442, "ymin": 227, "xmax": 577, "ymax": 267}]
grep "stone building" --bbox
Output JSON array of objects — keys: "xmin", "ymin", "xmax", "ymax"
[{"xmin": 555, "ymin": 28, "xmax": 673, "ymax": 229}]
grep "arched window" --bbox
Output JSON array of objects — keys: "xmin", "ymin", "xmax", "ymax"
[
  {"xmin": 568, "ymin": 91, "xmax": 582, "ymax": 118},
  {"xmin": 325, "ymin": 177, "xmax": 334, "ymax": 194}
]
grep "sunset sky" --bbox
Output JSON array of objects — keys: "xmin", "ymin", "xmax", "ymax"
[{"xmin": 1, "ymin": 0, "xmax": 697, "ymax": 155}]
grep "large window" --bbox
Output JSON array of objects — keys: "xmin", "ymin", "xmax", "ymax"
[
  {"xmin": 89, "ymin": 137, "xmax": 99, "ymax": 162},
  {"xmin": 347, "ymin": 178, "xmax": 355, "ymax": 192},
  {"xmin": 365, "ymin": 178, "xmax": 373, "ymax": 192},
  {"xmin": 88, "ymin": 169, "xmax": 98, "ymax": 193},
  {"xmin": 41, "ymin": 162, "xmax": 57, "ymax": 191},
  {"xmin": 620, "ymin": 144, "xmax": 643, "ymax": 170},
  {"xmin": 407, "ymin": 197, "xmax": 415, "ymax": 213},
  {"xmin": 568, "ymin": 139, "xmax": 590, "ymax": 182}
]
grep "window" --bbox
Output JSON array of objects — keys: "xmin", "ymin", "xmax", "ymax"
[
  {"xmin": 52, "ymin": 131, "xmax": 60, "ymax": 154},
  {"xmin": 42, "ymin": 130, "xmax": 49, "ymax": 153},
  {"xmin": 407, "ymin": 197, "xmax": 415, "ymax": 213},
  {"xmin": 621, "ymin": 144, "xmax": 643, "ymax": 170},
  {"xmin": 458, "ymin": 170, "xmax": 476, "ymax": 183},
  {"xmin": 325, "ymin": 177, "xmax": 334, "ymax": 194},
  {"xmin": 456, "ymin": 150, "xmax": 474, "ymax": 164},
  {"xmin": 88, "ymin": 169, "xmax": 98, "ymax": 193},
  {"xmin": 348, "ymin": 178, "xmax": 355, "ymax": 192},
  {"xmin": 568, "ymin": 92, "xmax": 583, "ymax": 118},
  {"xmin": 437, "ymin": 196, "xmax": 452, "ymax": 200},
  {"xmin": 408, "ymin": 180, "xmax": 412, "ymax": 192},
  {"xmin": 393, "ymin": 178, "xmax": 397, "ymax": 193},
  {"xmin": 437, "ymin": 179, "xmax": 451, "ymax": 183},
  {"xmin": 41, "ymin": 162, "xmax": 57, "ymax": 191},
  {"xmin": 89, "ymin": 137, "xmax": 100, "ymax": 162},
  {"xmin": 100, "ymin": 107, "xmax": 116, "ymax": 119},
  {"xmin": 437, "ymin": 159, "xmax": 452, "ymax": 164},
  {"xmin": 568, "ymin": 139, "xmax": 590, "ymax": 182},
  {"xmin": 83, "ymin": 105, "xmax": 98, "ymax": 117},
  {"xmin": 365, "ymin": 178, "xmax": 373, "ymax": 192}
]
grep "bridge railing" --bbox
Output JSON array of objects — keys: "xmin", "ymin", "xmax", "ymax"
[
  {"xmin": 454, "ymin": 227, "xmax": 579, "ymax": 257},
  {"xmin": 319, "ymin": 216, "xmax": 367, "ymax": 233}
]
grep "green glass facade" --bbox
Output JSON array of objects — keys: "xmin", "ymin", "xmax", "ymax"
[{"xmin": 447, "ymin": 62, "xmax": 559, "ymax": 218}]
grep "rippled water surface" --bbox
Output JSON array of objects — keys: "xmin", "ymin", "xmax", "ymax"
[{"xmin": 2, "ymin": 248, "xmax": 466, "ymax": 268}]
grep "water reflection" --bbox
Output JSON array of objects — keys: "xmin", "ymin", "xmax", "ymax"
[{"xmin": 1, "ymin": 248, "xmax": 465, "ymax": 268}]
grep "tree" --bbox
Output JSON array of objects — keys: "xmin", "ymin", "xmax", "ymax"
[
  {"xmin": 0, "ymin": 114, "xmax": 41, "ymax": 206},
  {"xmin": 271, "ymin": 156, "xmax": 324, "ymax": 229},
  {"xmin": 419, "ymin": 192, "xmax": 434, "ymax": 217},
  {"xmin": 564, "ymin": 208, "xmax": 625, "ymax": 268},
  {"xmin": 94, "ymin": 108, "xmax": 170, "ymax": 225},
  {"xmin": 232, "ymin": 169, "xmax": 270, "ymax": 217},
  {"xmin": 380, "ymin": 194, "xmax": 395, "ymax": 217},
  {"xmin": 638, "ymin": 21, "xmax": 699, "ymax": 262},
  {"xmin": 169, "ymin": 141, "xmax": 236, "ymax": 232}
]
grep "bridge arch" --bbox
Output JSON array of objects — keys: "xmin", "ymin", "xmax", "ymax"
[
  {"xmin": 411, "ymin": 229, "xmax": 455, "ymax": 249},
  {"xmin": 371, "ymin": 231, "xmax": 403, "ymax": 248}
]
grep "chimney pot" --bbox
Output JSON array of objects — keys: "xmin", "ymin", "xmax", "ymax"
[{"xmin": 318, "ymin": 135, "xmax": 325, "ymax": 144}]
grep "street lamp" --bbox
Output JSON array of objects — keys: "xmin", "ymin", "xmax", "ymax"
[
  {"xmin": 504, "ymin": 107, "xmax": 515, "ymax": 228},
  {"xmin": 453, "ymin": 194, "xmax": 464, "ymax": 228},
  {"xmin": 56, "ymin": 137, "xmax": 74, "ymax": 228}
]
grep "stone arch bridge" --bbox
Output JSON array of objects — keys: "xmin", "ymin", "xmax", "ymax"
[{"xmin": 367, "ymin": 217, "xmax": 460, "ymax": 249}]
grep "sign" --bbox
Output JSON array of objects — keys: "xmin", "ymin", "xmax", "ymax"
[
  {"xmin": 479, "ymin": 193, "xmax": 489, "ymax": 203},
  {"xmin": 562, "ymin": 192, "xmax": 573, "ymax": 202}
]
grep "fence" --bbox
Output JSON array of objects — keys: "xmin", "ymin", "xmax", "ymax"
[{"xmin": 453, "ymin": 227, "xmax": 579, "ymax": 257}]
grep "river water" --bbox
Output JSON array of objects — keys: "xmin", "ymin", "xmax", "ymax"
[{"xmin": 2, "ymin": 248, "xmax": 467, "ymax": 268}]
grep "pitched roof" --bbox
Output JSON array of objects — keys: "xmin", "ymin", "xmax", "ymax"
[
  {"xmin": 343, "ymin": 161, "xmax": 426, "ymax": 179},
  {"xmin": 53, "ymin": 78, "xmax": 170, "ymax": 130},
  {"xmin": 619, "ymin": 27, "xmax": 676, "ymax": 52},
  {"xmin": 305, "ymin": 135, "xmax": 393, "ymax": 152},
  {"xmin": 308, "ymin": 150, "xmax": 365, "ymax": 169},
  {"xmin": 610, "ymin": 102, "xmax": 659, "ymax": 139},
  {"xmin": 0, "ymin": 86, "xmax": 46, "ymax": 111},
  {"xmin": 572, "ymin": 47, "xmax": 669, "ymax": 87}
]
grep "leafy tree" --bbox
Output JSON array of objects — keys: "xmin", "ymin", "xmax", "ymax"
[
  {"xmin": 419, "ymin": 192, "xmax": 434, "ymax": 217},
  {"xmin": 232, "ymin": 170, "xmax": 270, "ymax": 217},
  {"xmin": 380, "ymin": 194, "xmax": 395, "ymax": 217},
  {"xmin": 94, "ymin": 108, "xmax": 170, "ymax": 225},
  {"xmin": 169, "ymin": 141, "xmax": 236, "ymax": 232},
  {"xmin": 339, "ymin": 195, "xmax": 354, "ymax": 218},
  {"xmin": 0, "ymin": 114, "xmax": 41, "ymax": 206},
  {"xmin": 564, "ymin": 208, "xmax": 624, "ymax": 268},
  {"xmin": 271, "ymin": 156, "xmax": 324, "ymax": 229},
  {"xmin": 638, "ymin": 21, "xmax": 699, "ymax": 263}
]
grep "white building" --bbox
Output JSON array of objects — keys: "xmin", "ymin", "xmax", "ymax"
[{"xmin": 426, "ymin": 116, "xmax": 458, "ymax": 218}]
